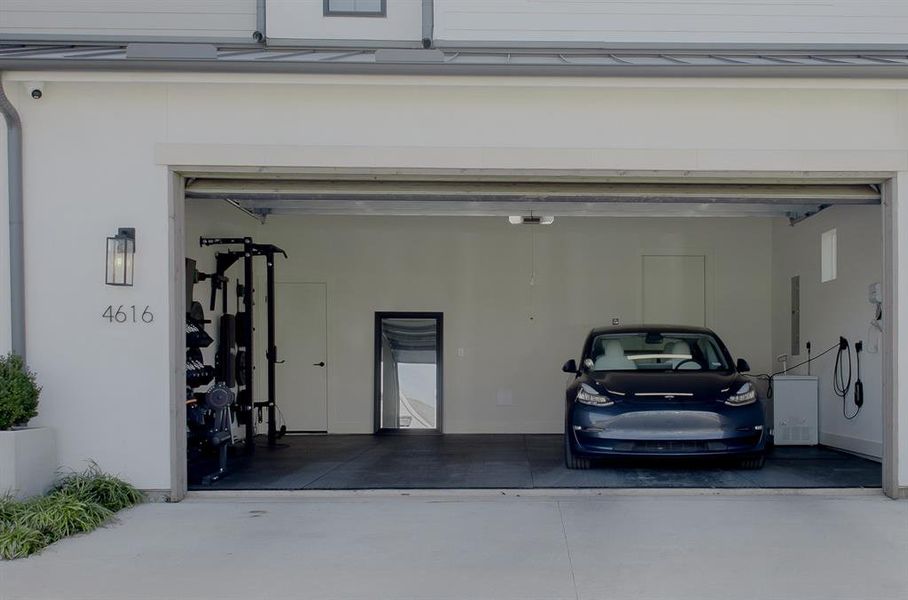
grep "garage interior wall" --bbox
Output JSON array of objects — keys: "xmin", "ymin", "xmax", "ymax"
[
  {"xmin": 186, "ymin": 199, "xmax": 775, "ymax": 434},
  {"xmin": 771, "ymin": 206, "xmax": 884, "ymax": 458}
]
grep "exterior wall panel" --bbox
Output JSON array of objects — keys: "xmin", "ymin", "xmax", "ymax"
[
  {"xmin": 434, "ymin": 0, "xmax": 908, "ymax": 46},
  {"xmin": 0, "ymin": 0, "xmax": 256, "ymax": 40},
  {"xmin": 267, "ymin": 0, "xmax": 421, "ymax": 42}
]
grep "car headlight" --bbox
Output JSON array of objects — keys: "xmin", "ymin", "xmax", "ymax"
[
  {"xmin": 726, "ymin": 382, "xmax": 756, "ymax": 406},
  {"xmin": 576, "ymin": 383, "xmax": 615, "ymax": 407}
]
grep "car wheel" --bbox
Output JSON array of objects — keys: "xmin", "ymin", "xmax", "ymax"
[
  {"xmin": 739, "ymin": 455, "xmax": 766, "ymax": 470},
  {"xmin": 564, "ymin": 432, "xmax": 591, "ymax": 470}
]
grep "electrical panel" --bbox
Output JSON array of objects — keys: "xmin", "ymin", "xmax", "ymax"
[{"xmin": 790, "ymin": 275, "xmax": 800, "ymax": 356}]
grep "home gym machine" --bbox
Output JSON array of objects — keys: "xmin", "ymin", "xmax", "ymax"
[
  {"xmin": 185, "ymin": 258, "xmax": 236, "ymax": 485},
  {"xmin": 200, "ymin": 237, "xmax": 288, "ymax": 450}
]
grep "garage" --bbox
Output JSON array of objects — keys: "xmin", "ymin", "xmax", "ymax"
[
  {"xmin": 3, "ymin": 34, "xmax": 907, "ymax": 501},
  {"xmin": 180, "ymin": 173, "xmax": 885, "ymax": 490}
]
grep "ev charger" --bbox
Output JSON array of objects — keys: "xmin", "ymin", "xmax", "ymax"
[{"xmin": 869, "ymin": 282, "xmax": 882, "ymax": 305}]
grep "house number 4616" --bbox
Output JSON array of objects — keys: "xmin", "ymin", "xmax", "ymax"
[{"xmin": 102, "ymin": 305, "xmax": 154, "ymax": 324}]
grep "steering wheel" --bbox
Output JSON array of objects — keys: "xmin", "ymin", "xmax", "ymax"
[{"xmin": 672, "ymin": 359, "xmax": 701, "ymax": 371}]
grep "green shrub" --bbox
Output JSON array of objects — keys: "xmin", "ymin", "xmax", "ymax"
[
  {"xmin": 0, "ymin": 523, "xmax": 48, "ymax": 560},
  {"xmin": 55, "ymin": 463, "xmax": 144, "ymax": 512},
  {"xmin": 0, "ymin": 466, "xmax": 141, "ymax": 559},
  {"xmin": 17, "ymin": 493, "xmax": 113, "ymax": 542},
  {"xmin": 0, "ymin": 495, "xmax": 25, "ymax": 523},
  {"xmin": 0, "ymin": 354, "xmax": 40, "ymax": 430}
]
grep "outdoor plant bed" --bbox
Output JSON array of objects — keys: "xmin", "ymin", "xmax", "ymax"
[{"xmin": 0, "ymin": 463, "xmax": 144, "ymax": 560}]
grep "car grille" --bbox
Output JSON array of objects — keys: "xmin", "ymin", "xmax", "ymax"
[
  {"xmin": 603, "ymin": 434, "xmax": 762, "ymax": 453},
  {"xmin": 630, "ymin": 440, "xmax": 713, "ymax": 452}
]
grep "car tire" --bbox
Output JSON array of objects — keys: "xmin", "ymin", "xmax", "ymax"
[
  {"xmin": 564, "ymin": 432, "xmax": 591, "ymax": 470},
  {"xmin": 739, "ymin": 454, "xmax": 766, "ymax": 470}
]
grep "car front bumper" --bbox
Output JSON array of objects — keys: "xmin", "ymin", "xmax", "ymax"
[{"xmin": 568, "ymin": 400, "xmax": 769, "ymax": 457}]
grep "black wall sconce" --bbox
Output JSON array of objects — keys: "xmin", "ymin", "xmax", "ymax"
[{"xmin": 106, "ymin": 227, "xmax": 135, "ymax": 286}]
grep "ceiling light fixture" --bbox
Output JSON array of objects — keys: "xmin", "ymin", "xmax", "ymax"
[{"xmin": 508, "ymin": 215, "xmax": 554, "ymax": 225}]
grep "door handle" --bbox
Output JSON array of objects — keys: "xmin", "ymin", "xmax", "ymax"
[{"xmin": 313, "ymin": 361, "xmax": 326, "ymax": 367}]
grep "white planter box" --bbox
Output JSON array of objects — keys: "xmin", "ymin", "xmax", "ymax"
[{"xmin": 0, "ymin": 427, "xmax": 57, "ymax": 499}]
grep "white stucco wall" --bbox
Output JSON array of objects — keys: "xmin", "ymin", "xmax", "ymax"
[
  {"xmin": 771, "ymin": 207, "xmax": 884, "ymax": 458},
  {"xmin": 10, "ymin": 79, "xmax": 173, "ymax": 489},
  {"xmin": 2, "ymin": 71, "xmax": 907, "ymax": 490}
]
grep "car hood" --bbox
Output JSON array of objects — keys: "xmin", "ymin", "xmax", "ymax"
[{"xmin": 589, "ymin": 371, "xmax": 746, "ymax": 402}]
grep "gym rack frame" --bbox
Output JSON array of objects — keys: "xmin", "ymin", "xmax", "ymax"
[{"xmin": 200, "ymin": 237, "xmax": 287, "ymax": 449}]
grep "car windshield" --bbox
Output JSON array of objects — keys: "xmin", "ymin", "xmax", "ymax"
[{"xmin": 588, "ymin": 332, "xmax": 731, "ymax": 372}]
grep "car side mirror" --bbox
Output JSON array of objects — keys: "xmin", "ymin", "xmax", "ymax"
[
  {"xmin": 562, "ymin": 359, "xmax": 578, "ymax": 373},
  {"xmin": 736, "ymin": 358, "xmax": 751, "ymax": 373}
]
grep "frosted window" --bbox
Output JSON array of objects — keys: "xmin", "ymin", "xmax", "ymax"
[
  {"xmin": 325, "ymin": 0, "xmax": 385, "ymax": 15},
  {"xmin": 821, "ymin": 228, "xmax": 837, "ymax": 283}
]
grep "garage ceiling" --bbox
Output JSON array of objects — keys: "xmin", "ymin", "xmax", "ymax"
[{"xmin": 184, "ymin": 177, "xmax": 881, "ymax": 220}]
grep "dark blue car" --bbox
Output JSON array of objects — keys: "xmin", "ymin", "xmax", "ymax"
[{"xmin": 562, "ymin": 325, "xmax": 772, "ymax": 470}]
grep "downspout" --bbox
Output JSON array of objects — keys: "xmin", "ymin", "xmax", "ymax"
[
  {"xmin": 0, "ymin": 76, "xmax": 25, "ymax": 360},
  {"xmin": 253, "ymin": 0, "xmax": 267, "ymax": 43},
  {"xmin": 421, "ymin": 0, "xmax": 434, "ymax": 48}
]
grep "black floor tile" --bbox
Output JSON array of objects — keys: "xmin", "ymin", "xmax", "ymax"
[{"xmin": 189, "ymin": 434, "xmax": 882, "ymax": 491}]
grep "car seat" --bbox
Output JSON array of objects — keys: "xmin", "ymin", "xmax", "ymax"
[
  {"xmin": 667, "ymin": 340, "xmax": 699, "ymax": 370},
  {"xmin": 593, "ymin": 339, "xmax": 637, "ymax": 370}
]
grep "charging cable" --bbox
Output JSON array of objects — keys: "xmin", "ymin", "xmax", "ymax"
[
  {"xmin": 833, "ymin": 337, "xmax": 864, "ymax": 420},
  {"xmin": 750, "ymin": 341, "xmax": 838, "ymax": 400},
  {"xmin": 751, "ymin": 341, "xmax": 842, "ymax": 402},
  {"xmin": 833, "ymin": 337, "xmax": 852, "ymax": 401},
  {"xmin": 842, "ymin": 341, "xmax": 864, "ymax": 420},
  {"xmin": 752, "ymin": 338, "xmax": 865, "ymax": 419},
  {"xmin": 773, "ymin": 342, "xmax": 839, "ymax": 377}
]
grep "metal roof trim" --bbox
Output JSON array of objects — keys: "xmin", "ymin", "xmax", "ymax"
[{"xmin": 1, "ymin": 44, "xmax": 908, "ymax": 78}]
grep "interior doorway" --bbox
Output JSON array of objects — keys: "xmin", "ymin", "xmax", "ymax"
[
  {"xmin": 276, "ymin": 282, "xmax": 328, "ymax": 432},
  {"xmin": 374, "ymin": 313, "xmax": 443, "ymax": 433}
]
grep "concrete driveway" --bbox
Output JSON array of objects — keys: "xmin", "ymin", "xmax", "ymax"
[{"xmin": 1, "ymin": 491, "xmax": 906, "ymax": 600}]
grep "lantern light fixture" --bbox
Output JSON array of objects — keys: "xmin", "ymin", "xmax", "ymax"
[{"xmin": 105, "ymin": 227, "xmax": 136, "ymax": 286}]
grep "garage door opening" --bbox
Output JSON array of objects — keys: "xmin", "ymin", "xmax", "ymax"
[{"xmin": 179, "ymin": 173, "xmax": 886, "ymax": 492}]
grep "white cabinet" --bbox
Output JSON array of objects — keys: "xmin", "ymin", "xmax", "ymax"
[{"xmin": 773, "ymin": 376, "xmax": 819, "ymax": 446}]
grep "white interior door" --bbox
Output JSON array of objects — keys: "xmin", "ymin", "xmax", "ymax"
[
  {"xmin": 276, "ymin": 283, "xmax": 328, "ymax": 432},
  {"xmin": 642, "ymin": 255, "xmax": 706, "ymax": 326}
]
